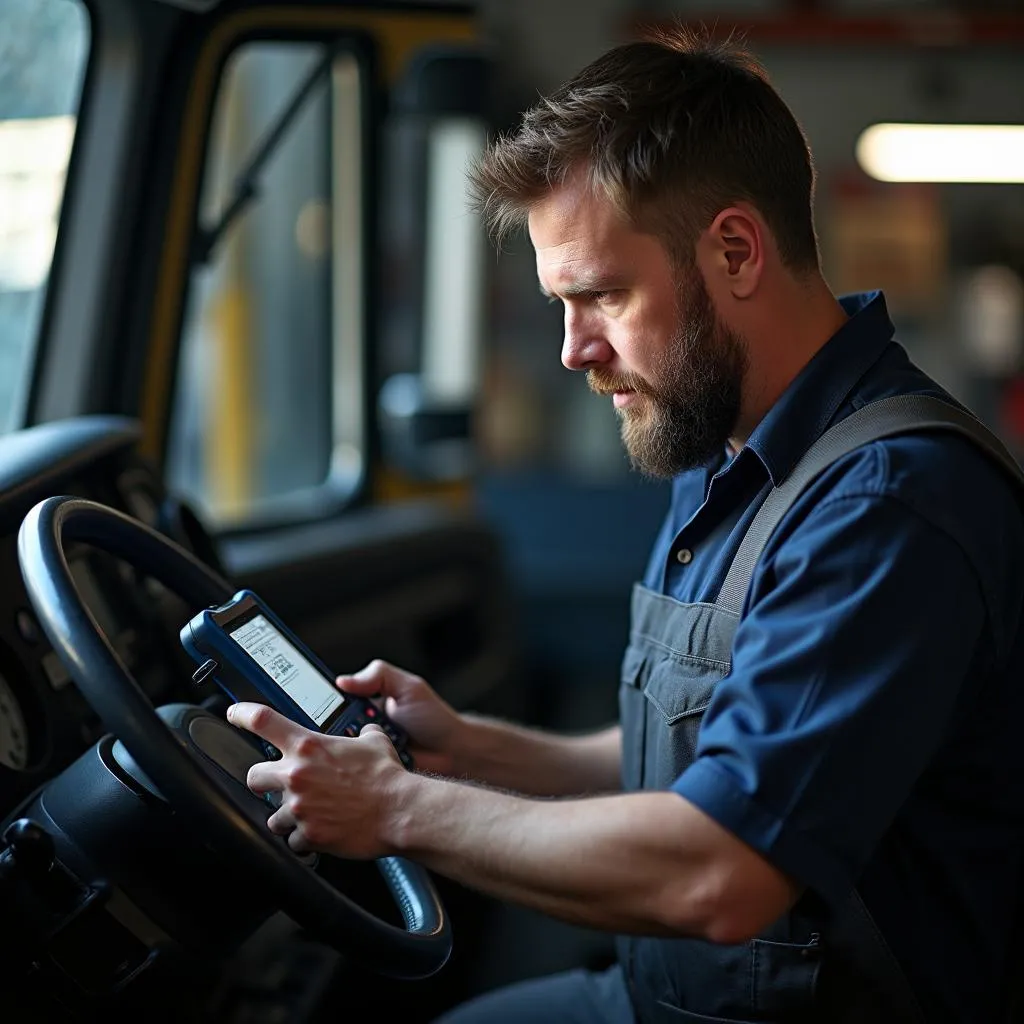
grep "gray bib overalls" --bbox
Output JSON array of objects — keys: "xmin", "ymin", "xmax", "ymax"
[{"xmin": 616, "ymin": 396, "xmax": 1024, "ymax": 1023}]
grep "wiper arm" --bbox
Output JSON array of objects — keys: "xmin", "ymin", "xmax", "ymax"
[{"xmin": 191, "ymin": 41, "xmax": 340, "ymax": 265}]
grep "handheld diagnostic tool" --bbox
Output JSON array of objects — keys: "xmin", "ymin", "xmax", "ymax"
[{"xmin": 180, "ymin": 590, "xmax": 413, "ymax": 769}]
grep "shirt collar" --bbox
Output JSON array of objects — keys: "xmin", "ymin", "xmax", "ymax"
[{"xmin": 742, "ymin": 290, "xmax": 895, "ymax": 487}]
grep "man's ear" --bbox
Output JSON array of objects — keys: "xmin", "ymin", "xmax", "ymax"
[{"xmin": 699, "ymin": 205, "xmax": 764, "ymax": 300}]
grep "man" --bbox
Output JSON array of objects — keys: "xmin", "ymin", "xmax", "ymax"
[{"xmin": 229, "ymin": 28, "xmax": 1024, "ymax": 1023}]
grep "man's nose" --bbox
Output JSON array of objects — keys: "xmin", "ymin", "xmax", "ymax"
[{"xmin": 561, "ymin": 310, "xmax": 613, "ymax": 371}]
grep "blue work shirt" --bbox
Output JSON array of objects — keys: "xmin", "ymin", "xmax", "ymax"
[{"xmin": 645, "ymin": 291, "xmax": 1024, "ymax": 1023}]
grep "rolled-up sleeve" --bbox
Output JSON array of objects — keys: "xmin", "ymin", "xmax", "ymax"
[{"xmin": 672, "ymin": 490, "xmax": 987, "ymax": 906}]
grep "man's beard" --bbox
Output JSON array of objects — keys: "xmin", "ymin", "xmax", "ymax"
[{"xmin": 588, "ymin": 272, "xmax": 748, "ymax": 478}]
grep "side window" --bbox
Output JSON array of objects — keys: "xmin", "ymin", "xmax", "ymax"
[
  {"xmin": 0, "ymin": 0, "xmax": 90, "ymax": 434},
  {"xmin": 167, "ymin": 40, "xmax": 366, "ymax": 527}
]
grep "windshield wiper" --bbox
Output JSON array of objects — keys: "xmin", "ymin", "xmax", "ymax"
[{"xmin": 191, "ymin": 41, "xmax": 340, "ymax": 265}]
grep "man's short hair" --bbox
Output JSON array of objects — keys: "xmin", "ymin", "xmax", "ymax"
[{"xmin": 469, "ymin": 26, "xmax": 819, "ymax": 273}]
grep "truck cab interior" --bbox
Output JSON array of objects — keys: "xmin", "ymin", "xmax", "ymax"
[{"xmin": 1, "ymin": 0, "xmax": 1022, "ymax": 1021}]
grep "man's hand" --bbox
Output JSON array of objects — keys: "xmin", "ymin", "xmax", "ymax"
[
  {"xmin": 227, "ymin": 703, "xmax": 797, "ymax": 942},
  {"xmin": 336, "ymin": 660, "xmax": 466, "ymax": 777},
  {"xmin": 339, "ymin": 659, "xmax": 621, "ymax": 796},
  {"xmin": 227, "ymin": 702, "xmax": 408, "ymax": 858}
]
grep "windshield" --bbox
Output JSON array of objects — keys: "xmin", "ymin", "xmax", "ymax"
[{"xmin": 0, "ymin": 0, "xmax": 90, "ymax": 434}]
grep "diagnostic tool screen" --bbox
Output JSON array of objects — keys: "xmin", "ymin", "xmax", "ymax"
[{"xmin": 229, "ymin": 614, "xmax": 344, "ymax": 727}]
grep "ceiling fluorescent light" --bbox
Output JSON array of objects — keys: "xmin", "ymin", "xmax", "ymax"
[{"xmin": 856, "ymin": 123, "xmax": 1024, "ymax": 183}]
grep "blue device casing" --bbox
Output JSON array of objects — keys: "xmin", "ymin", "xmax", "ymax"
[{"xmin": 180, "ymin": 589, "xmax": 411, "ymax": 764}]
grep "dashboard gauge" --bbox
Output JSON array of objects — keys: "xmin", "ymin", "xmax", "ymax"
[{"xmin": 0, "ymin": 672, "xmax": 30, "ymax": 771}]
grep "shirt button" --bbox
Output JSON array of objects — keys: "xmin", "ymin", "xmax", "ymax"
[{"xmin": 676, "ymin": 548, "xmax": 693, "ymax": 565}]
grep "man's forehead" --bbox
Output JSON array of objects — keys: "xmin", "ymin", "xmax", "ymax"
[
  {"xmin": 529, "ymin": 173, "xmax": 625, "ymax": 242},
  {"xmin": 532, "ymin": 235, "xmax": 617, "ymax": 297},
  {"xmin": 530, "ymin": 190, "xmax": 628, "ymax": 287}
]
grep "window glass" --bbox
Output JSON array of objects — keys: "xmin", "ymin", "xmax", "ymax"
[
  {"xmin": 0, "ymin": 0, "xmax": 90, "ymax": 434},
  {"xmin": 167, "ymin": 41, "xmax": 365, "ymax": 526}
]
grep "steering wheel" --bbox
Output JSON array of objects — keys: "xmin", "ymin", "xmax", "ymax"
[{"xmin": 17, "ymin": 495, "xmax": 451, "ymax": 979}]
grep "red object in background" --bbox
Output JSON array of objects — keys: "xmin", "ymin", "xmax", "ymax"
[{"xmin": 999, "ymin": 377, "xmax": 1024, "ymax": 440}]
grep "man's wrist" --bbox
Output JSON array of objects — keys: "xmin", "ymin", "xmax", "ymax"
[{"xmin": 381, "ymin": 766, "xmax": 436, "ymax": 856}]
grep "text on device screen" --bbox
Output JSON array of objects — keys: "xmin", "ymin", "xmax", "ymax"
[{"xmin": 229, "ymin": 614, "xmax": 344, "ymax": 727}]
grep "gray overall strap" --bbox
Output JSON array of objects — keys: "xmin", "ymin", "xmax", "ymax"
[
  {"xmin": 712, "ymin": 393, "xmax": 1024, "ymax": 1021},
  {"xmin": 717, "ymin": 393, "xmax": 1024, "ymax": 615}
]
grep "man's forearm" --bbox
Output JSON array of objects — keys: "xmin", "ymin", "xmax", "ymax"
[
  {"xmin": 453, "ymin": 716, "xmax": 621, "ymax": 796},
  {"xmin": 384, "ymin": 773, "xmax": 798, "ymax": 942}
]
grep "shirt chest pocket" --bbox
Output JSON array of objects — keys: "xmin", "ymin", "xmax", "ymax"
[{"xmin": 620, "ymin": 645, "xmax": 731, "ymax": 791}]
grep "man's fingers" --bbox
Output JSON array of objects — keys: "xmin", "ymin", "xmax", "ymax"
[
  {"xmin": 335, "ymin": 659, "xmax": 391, "ymax": 696},
  {"xmin": 336, "ymin": 659, "xmax": 423, "ymax": 701},
  {"xmin": 267, "ymin": 802, "xmax": 309, "ymax": 851},
  {"xmin": 228, "ymin": 702, "xmax": 304, "ymax": 750},
  {"xmin": 334, "ymin": 672, "xmax": 379, "ymax": 695},
  {"xmin": 287, "ymin": 827, "xmax": 312, "ymax": 855},
  {"xmin": 267, "ymin": 804, "xmax": 296, "ymax": 836},
  {"xmin": 246, "ymin": 760, "xmax": 286, "ymax": 795}
]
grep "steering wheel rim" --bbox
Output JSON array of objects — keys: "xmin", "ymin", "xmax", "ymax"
[{"xmin": 17, "ymin": 495, "xmax": 451, "ymax": 978}]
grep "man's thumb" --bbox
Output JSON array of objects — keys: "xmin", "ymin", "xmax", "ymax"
[{"xmin": 335, "ymin": 673, "xmax": 379, "ymax": 695}]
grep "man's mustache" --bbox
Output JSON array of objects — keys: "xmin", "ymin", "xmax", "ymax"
[{"xmin": 587, "ymin": 369, "xmax": 656, "ymax": 398}]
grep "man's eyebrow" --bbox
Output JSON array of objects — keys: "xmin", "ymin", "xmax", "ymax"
[{"xmin": 539, "ymin": 278, "xmax": 616, "ymax": 300}]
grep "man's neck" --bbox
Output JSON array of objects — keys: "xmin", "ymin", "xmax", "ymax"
[{"xmin": 729, "ymin": 275, "xmax": 848, "ymax": 448}]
